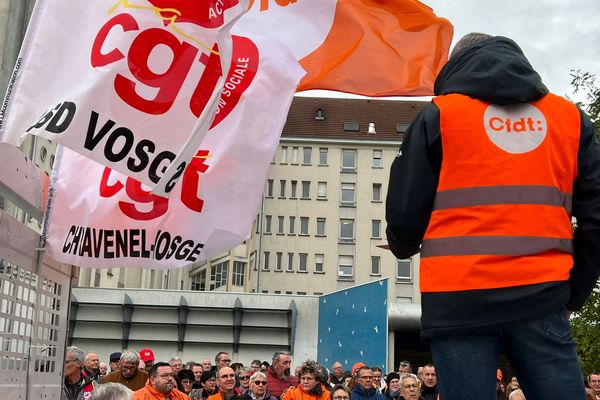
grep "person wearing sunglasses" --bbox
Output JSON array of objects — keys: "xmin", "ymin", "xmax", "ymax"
[
  {"xmin": 249, "ymin": 372, "xmax": 277, "ymax": 400},
  {"xmin": 238, "ymin": 368, "xmax": 252, "ymax": 394}
]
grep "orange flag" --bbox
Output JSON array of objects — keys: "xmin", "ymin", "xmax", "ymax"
[{"xmin": 297, "ymin": 0, "xmax": 453, "ymax": 97}]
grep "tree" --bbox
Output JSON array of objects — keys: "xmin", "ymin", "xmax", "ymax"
[
  {"xmin": 570, "ymin": 70, "xmax": 600, "ymax": 133},
  {"xmin": 571, "ymin": 282, "xmax": 600, "ymax": 376},
  {"xmin": 570, "ymin": 70, "xmax": 600, "ymax": 376}
]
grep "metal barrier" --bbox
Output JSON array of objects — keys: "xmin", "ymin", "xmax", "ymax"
[{"xmin": 0, "ymin": 143, "xmax": 72, "ymax": 399}]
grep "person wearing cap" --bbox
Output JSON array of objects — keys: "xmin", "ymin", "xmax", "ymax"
[
  {"xmin": 110, "ymin": 352, "xmax": 122, "ymax": 372},
  {"xmin": 351, "ymin": 366, "xmax": 384, "ymax": 400},
  {"xmin": 385, "ymin": 31, "xmax": 597, "ymax": 399},
  {"xmin": 383, "ymin": 372, "xmax": 401, "ymax": 400},
  {"xmin": 101, "ymin": 350, "xmax": 148, "ymax": 391},
  {"xmin": 139, "ymin": 348, "xmax": 156, "ymax": 373}
]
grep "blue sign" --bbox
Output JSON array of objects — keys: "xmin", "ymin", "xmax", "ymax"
[{"xmin": 317, "ymin": 279, "xmax": 388, "ymax": 372}]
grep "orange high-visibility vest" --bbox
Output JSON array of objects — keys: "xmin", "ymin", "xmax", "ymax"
[{"xmin": 420, "ymin": 93, "xmax": 580, "ymax": 293}]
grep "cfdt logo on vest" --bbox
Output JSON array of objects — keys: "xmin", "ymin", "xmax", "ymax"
[{"xmin": 483, "ymin": 103, "xmax": 547, "ymax": 154}]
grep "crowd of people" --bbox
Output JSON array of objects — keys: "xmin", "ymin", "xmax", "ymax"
[{"xmin": 61, "ymin": 346, "xmax": 600, "ymax": 400}]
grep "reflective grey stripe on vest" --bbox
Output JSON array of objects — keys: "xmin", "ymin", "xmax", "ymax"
[
  {"xmin": 433, "ymin": 185, "xmax": 572, "ymax": 213},
  {"xmin": 421, "ymin": 236, "xmax": 573, "ymax": 258}
]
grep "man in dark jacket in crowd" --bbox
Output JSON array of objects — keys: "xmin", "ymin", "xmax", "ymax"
[
  {"xmin": 386, "ymin": 32, "xmax": 599, "ymax": 399},
  {"xmin": 62, "ymin": 346, "xmax": 94, "ymax": 400},
  {"xmin": 351, "ymin": 366, "xmax": 385, "ymax": 400}
]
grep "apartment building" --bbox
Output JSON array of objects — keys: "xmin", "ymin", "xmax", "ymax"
[{"xmin": 76, "ymin": 96, "xmax": 428, "ymax": 303}]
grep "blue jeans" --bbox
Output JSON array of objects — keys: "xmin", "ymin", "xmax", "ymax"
[{"xmin": 429, "ymin": 308, "xmax": 586, "ymax": 400}]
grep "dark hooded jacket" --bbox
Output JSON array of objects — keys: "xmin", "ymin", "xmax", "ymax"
[{"xmin": 385, "ymin": 36, "xmax": 600, "ymax": 339}]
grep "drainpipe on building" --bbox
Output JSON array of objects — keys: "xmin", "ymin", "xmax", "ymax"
[{"xmin": 254, "ymin": 194, "xmax": 264, "ymax": 293}]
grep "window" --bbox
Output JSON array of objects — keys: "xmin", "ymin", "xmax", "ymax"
[
  {"xmin": 191, "ymin": 269, "xmax": 206, "ymax": 291},
  {"xmin": 318, "ymin": 181, "xmax": 327, "ymax": 198},
  {"xmin": 303, "ymin": 147, "xmax": 312, "ymax": 164},
  {"xmin": 343, "ymin": 122, "xmax": 360, "ymax": 132},
  {"xmin": 232, "ymin": 261, "xmax": 246, "ymax": 286},
  {"xmin": 210, "ymin": 260, "xmax": 228, "ymax": 290},
  {"xmin": 263, "ymin": 252, "xmax": 270, "ymax": 270},
  {"xmin": 319, "ymin": 148, "xmax": 328, "ymax": 165},
  {"xmin": 371, "ymin": 256, "xmax": 381, "ymax": 275},
  {"xmin": 338, "ymin": 255, "xmax": 354, "ymax": 279},
  {"xmin": 315, "ymin": 254, "xmax": 324, "ymax": 273},
  {"xmin": 372, "ymin": 183, "xmax": 382, "ymax": 202},
  {"xmin": 372, "ymin": 149, "xmax": 382, "ymax": 168},
  {"xmin": 280, "ymin": 146, "xmax": 288, "ymax": 164},
  {"xmin": 316, "ymin": 218, "xmax": 326, "ymax": 236},
  {"xmin": 299, "ymin": 253, "xmax": 308, "ymax": 272},
  {"xmin": 340, "ymin": 219, "xmax": 355, "ymax": 242},
  {"xmin": 277, "ymin": 216, "xmax": 284, "ymax": 234},
  {"xmin": 397, "ymin": 259, "xmax": 412, "ymax": 281},
  {"xmin": 267, "ymin": 179, "xmax": 274, "ymax": 197},
  {"xmin": 396, "ymin": 123, "xmax": 409, "ymax": 133},
  {"xmin": 292, "ymin": 146, "xmax": 299, "ymax": 164},
  {"xmin": 372, "ymin": 219, "xmax": 381, "ymax": 238},
  {"xmin": 289, "ymin": 216, "xmax": 296, "ymax": 234},
  {"xmin": 279, "ymin": 180, "xmax": 286, "ymax": 198},
  {"xmin": 290, "ymin": 180, "xmax": 297, "ymax": 198},
  {"xmin": 287, "ymin": 253, "xmax": 294, "ymax": 272},
  {"xmin": 300, "ymin": 217, "xmax": 309, "ymax": 235},
  {"xmin": 276, "ymin": 252, "xmax": 283, "ymax": 271},
  {"xmin": 341, "ymin": 183, "xmax": 355, "ymax": 205},
  {"xmin": 265, "ymin": 215, "xmax": 272, "ymax": 234},
  {"xmin": 255, "ymin": 215, "xmax": 260, "ymax": 234},
  {"xmin": 302, "ymin": 181, "xmax": 310, "ymax": 199},
  {"xmin": 342, "ymin": 149, "xmax": 357, "ymax": 170}
]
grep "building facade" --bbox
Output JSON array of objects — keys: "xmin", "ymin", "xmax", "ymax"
[{"xmin": 77, "ymin": 97, "xmax": 427, "ymax": 305}]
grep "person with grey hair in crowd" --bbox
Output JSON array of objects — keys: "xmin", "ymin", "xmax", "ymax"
[
  {"xmin": 89, "ymin": 382, "xmax": 132, "ymax": 400},
  {"xmin": 62, "ymin": 346, "xmax": 95, "ymax": 400},
  {"xmin": 397, "ymin": 374, "xmax": 422, "ymax": 400},
  {"xmin": 266, "ymin": 351, "xmax": 298, "ymax": 398},
  {"xmin": 248, "ymin": 372, "xmax": 277, "ymax": 400},
  {"xmin": 100, "ymin": 350, "xmax": 147, "ymax": 391},
  {"xmin": 386, "ymin": 30, "xmax": 598, "ymax": 399}
]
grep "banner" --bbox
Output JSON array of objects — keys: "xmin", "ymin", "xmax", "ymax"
[
  {"xmin": 45, "ymin": 33, "xmax": 303, "ymax": 268},
  {"xmin": 1, "ymin": 0, "xmax": 452, "ymax": 269},
  {"xmin": 0, "ymin": 1, "xmax": 252, "ymax": 195},
  {"xmin": 237, "ymin": 0, "xmax": 454, "ymax": 97}
]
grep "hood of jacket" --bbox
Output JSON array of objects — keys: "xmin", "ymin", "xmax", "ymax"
[{"xmin": 434, "ymin": 36, "xmax": 548, "ymax": 105}]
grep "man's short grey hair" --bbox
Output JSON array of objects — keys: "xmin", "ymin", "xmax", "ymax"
[
  {"xmin": 449, "ymin": 32, "xmax": 494, "ymax": 60},
  {"xmin": 272, "ymin": 351, "xmax": 291, "ymax": 363},
  {"xmin": 169, "ymin": 357, "xmax": 182, "ymax": 365},
  {"xmin": 67, "ymin": 346, "xmax": 85, "ymax": 364},
  {"xmin": 89, "ymin": 382, "xmax": 132, "ymax": 400},
  {"xmin": 120, "ymin": 350, "xmax": 140, "ymax": 364},
  {"xmin": 399, "ymin": 373, "xmax": 419, "ymax": 387},
  {"xmin": 250, "ymin": 371, "xmax": 266, "ymax": 383}
]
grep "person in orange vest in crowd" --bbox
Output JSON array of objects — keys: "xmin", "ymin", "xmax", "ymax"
[
  {"xmin": 385, "ymin": 32, "xmax": 599, "ymax": 399},
  {"xmin": 208, "ymin": 367, "xmax": 251, "ymax": 400},
  {"xmin": 281, "ymin": 360, "xmax": 331, "ymax": 400},
  {"xmin": 133, "ymin": 362, "xmax": 191, "ymax": 400}
]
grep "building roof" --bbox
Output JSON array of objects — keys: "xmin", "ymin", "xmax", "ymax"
[{"xmin": 282, "ymin": 96, "xmax": 429, "ymax": 141}]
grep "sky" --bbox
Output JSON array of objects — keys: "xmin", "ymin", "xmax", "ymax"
[{"xmin": 300, "ymin": 0, "xmax": 600, "ymax": 104}]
